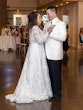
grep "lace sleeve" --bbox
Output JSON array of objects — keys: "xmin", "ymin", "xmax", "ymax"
[{"xmin": 32, "ymin": 26, "xmax": 48, "ymax": 44}]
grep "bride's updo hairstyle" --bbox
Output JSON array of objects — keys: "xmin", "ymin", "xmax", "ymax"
[{"xmin": 28, "ymin": 11, "xmax": 39, "ymax": 30}]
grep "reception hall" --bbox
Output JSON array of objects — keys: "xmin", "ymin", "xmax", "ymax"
[{"xmin": 0, "ymin": 0, "xmax": 83, "ymax": 110}]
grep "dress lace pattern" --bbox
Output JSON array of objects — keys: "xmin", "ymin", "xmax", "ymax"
[{"xmin": 5, "ymin": 26, "xmax": 52, "ymax": 103}]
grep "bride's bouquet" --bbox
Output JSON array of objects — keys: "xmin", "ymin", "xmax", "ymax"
[{"xmin": 42, "ymin": 15, "xmax": 49, "ymax": 25}]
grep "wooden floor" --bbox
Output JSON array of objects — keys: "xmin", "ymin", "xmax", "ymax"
[{"xmin": 0, "ymin": 48, "xmax": 83, "ymax": 110}]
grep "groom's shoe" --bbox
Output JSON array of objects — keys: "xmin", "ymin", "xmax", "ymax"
[
  {"xmin": 49, "ymin": 95, "xmax": 61, "ymax": 102},
  {"xmin": 49, "ymin": 97, "xmax": 56, "ymax": 102}
]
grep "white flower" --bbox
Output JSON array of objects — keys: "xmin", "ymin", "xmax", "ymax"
[
  {"xmin": 42, "ymin": 15, "xmax": 49, "ymax": 25},
  {"xmin": 51, "ymin": 24, "xmax": 55, "ymax": 28},
  {"xmin": 50, "ymin": 22, "xmax": 55, "ymax": 28}
]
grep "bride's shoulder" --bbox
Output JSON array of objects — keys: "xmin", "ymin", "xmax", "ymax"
[
  {"xmin": 32, "ymin": 25, "xmax": 39, "ymax": 30},
  {"xmin": 32, "ymin": 25, "xmax": 41, "ymax": 32}
]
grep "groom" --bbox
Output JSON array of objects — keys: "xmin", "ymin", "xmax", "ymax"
[{"xmin": 44, "ymin": 6, "xmax": 66, "ymax": 101}]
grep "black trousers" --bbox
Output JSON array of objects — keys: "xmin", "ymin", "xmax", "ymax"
[{"xmin": 47, "ymin": 59, "xmax": 61, "ymax": 97}]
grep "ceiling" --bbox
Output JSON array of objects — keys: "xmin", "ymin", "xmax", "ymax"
[
  {"xmin": 7, "ymin": 0, "xmax": 78, "ymax": 12},
  {"xmin": 37, "ymin": 0, "xmax": 77, "ymax": 9}
]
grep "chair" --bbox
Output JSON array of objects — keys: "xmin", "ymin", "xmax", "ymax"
[
  {"xmin": 20, "ymin": 43, "xmax": 27, "ymax": 54},
  {"xmin": 16, "ymin": 44, "xmax": 21, "ymax": 53}
]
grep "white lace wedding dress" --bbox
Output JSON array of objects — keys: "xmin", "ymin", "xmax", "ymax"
[{"xmin": 5, "ymin": 25, "xmax": 52, "ymax": 103}]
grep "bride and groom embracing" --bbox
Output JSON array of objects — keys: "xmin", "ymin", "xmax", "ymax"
[{"xmin": 5, "ymin": 6, "xmax": 66, "ymax": 103}]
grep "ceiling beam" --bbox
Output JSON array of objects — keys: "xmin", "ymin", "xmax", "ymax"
[{"xmin": 37, "ymin": 0, "xmax": 62, "ymax": 9}]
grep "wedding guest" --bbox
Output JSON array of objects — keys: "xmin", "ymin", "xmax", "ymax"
[{"xmin": 79, "ymin": 27, "xmax": 83, "ymax": 43}]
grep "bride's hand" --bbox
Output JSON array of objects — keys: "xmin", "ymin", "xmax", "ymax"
[{"xmin": 47, "ymin": 26, "xmax": 53, "ymax": 34}]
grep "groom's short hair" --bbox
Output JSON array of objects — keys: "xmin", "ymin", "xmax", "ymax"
[{"xmin": 47, "ymin": 6, "xmax": 57, "ymax": 13}]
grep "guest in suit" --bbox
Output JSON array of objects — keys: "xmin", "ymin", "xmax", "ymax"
[
  {"xmin": 44, "ymin": 6, "xmax": 66, "ymax": 101},
  {"xmin": 63, "ymin": 24, "xmax": 69, "ymax": 52}
]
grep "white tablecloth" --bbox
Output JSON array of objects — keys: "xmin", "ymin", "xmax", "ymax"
[{"xmin": 0, "ymin": 35, "xmax": 16, "ymax": 51}]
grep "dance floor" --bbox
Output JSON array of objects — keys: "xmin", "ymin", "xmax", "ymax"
[{"xmin": 0, "ymin": 48, "xmax": 83, "ymax": 110}]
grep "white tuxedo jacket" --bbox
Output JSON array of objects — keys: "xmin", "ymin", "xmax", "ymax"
[{"xmin": 44, "ymin": 17, "xmax": 66, "ymax": 60}]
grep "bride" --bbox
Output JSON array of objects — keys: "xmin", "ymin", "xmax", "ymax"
[{"xmin": 5, "ymin": 11, "xmax": 52, "ymax": 103}]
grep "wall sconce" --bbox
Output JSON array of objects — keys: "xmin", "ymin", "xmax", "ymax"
[{"xmin": 17, "ymin": 10, "xmax": 19, "ymax": 12}]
